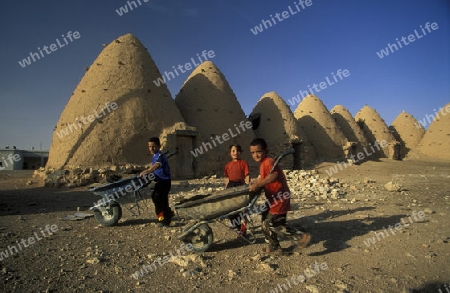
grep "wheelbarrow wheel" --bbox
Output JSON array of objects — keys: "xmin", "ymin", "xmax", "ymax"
[
  {"xmin": 182, "ymin": 223, "xmax": 213, "ymax": 253},
  {"xmin": 93, "ymin": 203, "xmax": 122, "ymax": 227}
]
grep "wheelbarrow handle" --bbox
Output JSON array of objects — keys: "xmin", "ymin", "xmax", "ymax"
[
  {"xmin": 269, "ymin": 148, "xmax": 295, "ymax": 174},
  {"xmin": 161, "ymin": 150, "xmax": 178, "ymax": 159},
  {"xmin": 166, "ymin": 150, "xmax": 178, "ymax": 159}
]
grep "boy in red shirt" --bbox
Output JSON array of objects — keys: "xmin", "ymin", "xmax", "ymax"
[
  {"xmin": 249, "ymin": 138, "xmax": 311, "ymax": 254},
  {"xmin": 224, "ymin": 144, "xmax": 250, "ymax": 238},
  {"xmin": 224, "ymin": 144, "xmax": 250, "ymax": 188}
]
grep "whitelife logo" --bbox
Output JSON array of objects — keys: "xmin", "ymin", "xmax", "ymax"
[
  {"xmin": 55, "ymin": 102, "xmax": 118, "ymax": 139},
  {"xmin": 250, "ymin": 0, "xmax": 313, "ymax": 35},
  {"xmin": 287, "ymin": 69, "xmax": 350, "ymax": 107},
  {"xmin": 325, "ymin": 140, "xmax": 388, "ymax": 176},
  {"xmin": 0, "ymin": 154, "xmax": 21, "ymax": 170},
  {"xmin": 152, "ymin": 50, "xmax": 215, "ymax": 87},
  {"xmin": 363, "ymin": 211, "xmax": 426, "ymax": 247},
  {"xmin": 190, "ymin": 120, "xmax": 253, "ymax": 157},
  {"xmin": 376, "ymin": 22, "xmax": 439, "ymax": 59},
  {"xmin": 414, "ymin": 105, "xmax": 450, "ymax": 129},
  {"xmin": 116, "ymin": 0, "xmax": 148, "ymax": 16},
  {"xmin": 18, "ymin": 31, "xmax": 81, "ymax": 68},
  {"xmin": 0, "ymin": 224, "xmax": 58, "ymax": 261}
]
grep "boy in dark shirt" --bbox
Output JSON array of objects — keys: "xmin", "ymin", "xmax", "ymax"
[{"xmin": 140, "ymin": 137, "xmax": 174, "ymax": 227}]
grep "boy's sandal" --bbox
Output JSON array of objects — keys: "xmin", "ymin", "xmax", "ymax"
[{"xmin": 296, "ymin": 232, "xmax": 312, "ymax": 249}]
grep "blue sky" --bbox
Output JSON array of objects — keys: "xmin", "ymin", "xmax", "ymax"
[{"xmin": 0, "ymin": 0, "xmax": 448, "ymax": 150}]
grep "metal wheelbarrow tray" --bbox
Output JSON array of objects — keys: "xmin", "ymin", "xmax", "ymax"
[
  {"xmin": 174, "ymin": 186, "xmax": 260, "ymax": 253},
  {"xmin": 174, "ymin": 185, "xmax": 254, "ymax": 221},
  {"xmin": 89, "ymin": 175, "xmax": 154, "ymax": 227}
]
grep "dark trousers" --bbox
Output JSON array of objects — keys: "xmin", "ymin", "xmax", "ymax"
[
  {"xmin": 227, "ymin": 180, "xmax": 245, "ymax": 231},
  {"xmin": 261, "ymin": 207, "xmax": 287, "ymax": 249},
  {"xmin": 151, "ymin": 179, "xmax": 173, "ymax": 224}
]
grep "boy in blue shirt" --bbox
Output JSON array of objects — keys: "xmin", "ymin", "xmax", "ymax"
[{"xmin": 140, "ymin": 137, "xmax": 174, "ymax": 227}]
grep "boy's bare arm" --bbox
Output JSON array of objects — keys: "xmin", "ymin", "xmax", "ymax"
[
  {"xmin": 245, "ymin": 175, "xmax": 250, "ymax": 185},
  {"xmin": 249, "ymin": 173, "xmax": 277, "ymax": 191},
  {"xmin": 224, "ymin": 177, "xmax": 229, "ymax": 187},
  {"xmin": 140, "ymin": 162, "xmax": 161, "ymax": 177}
]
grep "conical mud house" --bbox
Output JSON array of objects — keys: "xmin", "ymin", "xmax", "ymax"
[
  {"xmin": 330, "ymin": 105, "xmax": 369, "ymax": 161},
  {"xmin": 293, "ymin": 95, "xmax": 348, "ymax": 161},
  {"xmin": 354, "ymin": 105, "xmax": 398, "ymax": 159},
  {"xmin": 417, "ymin": 103, "xmax": 450, "ymax": 161},
  {"xmin": 175, "ymin": 61, "xmax": 255, "ymax": 176},
  {"xmin": 389, "ymin": 111, "xmax": 425, "ymax": 159},
  {"xmin": 46, "ymin": 33, "xmax": 197, "ymax": 179},
  {"xmin": 249, "ymin": 91, "xmax": 315, "ymax": 169}
]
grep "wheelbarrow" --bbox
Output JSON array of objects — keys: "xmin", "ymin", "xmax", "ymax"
[
  {"xmin": 175, "ymin": 148, "xmax": 295, "ymax": 252},
  {"xmin": 89, "ymin": 151, "xmax": 177, "ymax": 226}
]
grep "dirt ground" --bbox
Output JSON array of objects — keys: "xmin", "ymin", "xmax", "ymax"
[{"xmin": 0, "ymin": 158, "xmax": 449, "ymax": 293}]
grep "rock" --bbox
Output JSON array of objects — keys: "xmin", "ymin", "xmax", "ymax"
[
  {"xmin": 257, "ymin": 263, "xmax": 276, "ymax": 272},
  {"xmin": 306, "ymin": 284, "xmax": 320, "ymax": 293},
  {"xmin": 424, "ymin": 208, "xmax": 435, "ymax": 214},
  {"xmin": 334, "ymin": 280, "xmax": 349, "ymax": 290},
  {"xmin": 384, "ymin": 181, "xmax": 402, "ymax": 192},
  {"xmin": 72, "ymin": 168, "xmax": 83, "ymax": 175},
  {"xmin": 86, "ymin": 257, "xmax": 101, "ymax": 264},
  {"xmin": 425, "ymin": 252, "xmax": 437, "ymax": 259},
  {"xmin": 169, "ymin": 255, "xmax": 205, "ymax": 267},
  {"xmin": 178, "ymin": 181, "xmax": 190, "ymax": 187},
  {"xmin": 250, "ymin": 254, "xmax": 261, "ymax": 261},
  {"xmin": 228, "ymin": 269, "xmax": 240, "ymax": 279},
  {"xmin": 182, "ymin": 268, "xmax": 201, "ymax": 277}
]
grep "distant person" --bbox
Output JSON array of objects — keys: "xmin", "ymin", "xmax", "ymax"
[
  {"xmin": 140, "ymin": 137, "xmax": 174, "ymax": 227},
  {"xmin": 224, "ymin": 144, "xmax": 250, "ymax": 239},
  {"xmin": 249, "ymin": 138, "xmax": 311, "ymax": 254}
]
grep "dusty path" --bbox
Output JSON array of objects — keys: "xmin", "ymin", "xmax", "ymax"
[{"xmin": 0, "ymin": 159, "xmax": 449, "ymax": 293}]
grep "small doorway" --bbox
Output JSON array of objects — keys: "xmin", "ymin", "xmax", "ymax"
[
  {"xmin": 170, "ymin": 130, "xmax": 198, "ymax": 179},
  {"xmin": 292, "ymin": 142, "xmax": 302, "ymax": 170}
]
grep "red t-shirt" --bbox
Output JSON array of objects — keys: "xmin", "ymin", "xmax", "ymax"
[
  {"xmin": 259, "ymin": 157, "xmax": 291, "ymax": 215},
  {"xmin": 224, "ymin": 160, "xmax": 249, "ymax": 183}
]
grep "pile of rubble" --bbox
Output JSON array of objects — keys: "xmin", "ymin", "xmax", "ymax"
[
  {"xmin": 35, "ymin": 167, "xmax": 349, "ymax": 203},
  {"xmin": 171, "ymin": 170, "xmax": 347, "ymax": 203},
  {"xmin": 285, "ymin": 169, "xmax": 347, "ymax": 201},
  {"xmin": 34, "ymin": 165, "xmax": 146, "ymax": 188}
]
